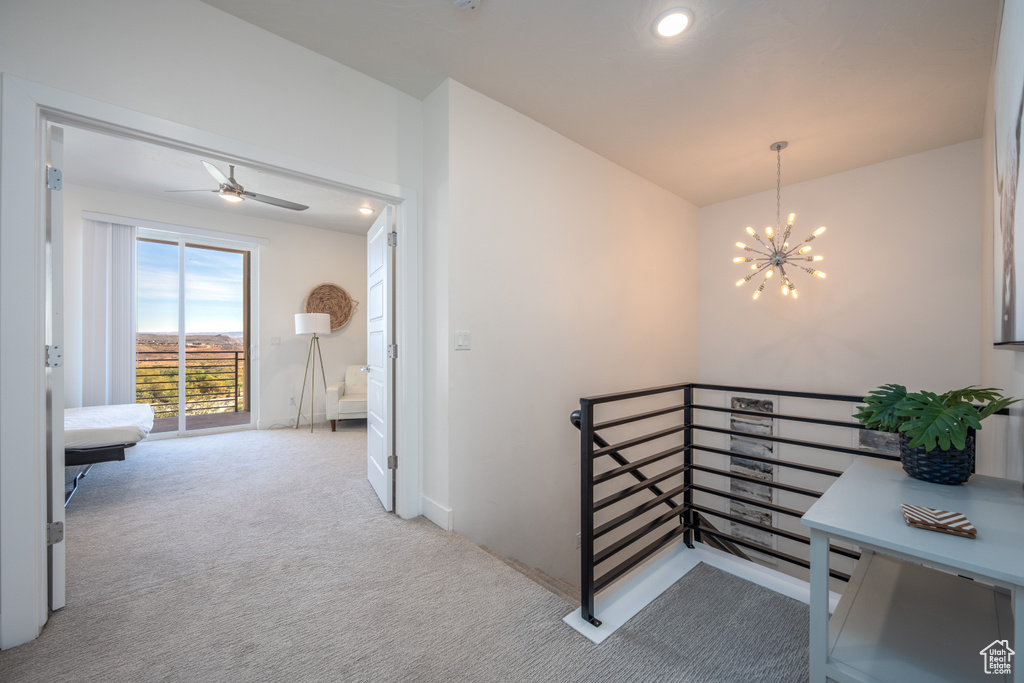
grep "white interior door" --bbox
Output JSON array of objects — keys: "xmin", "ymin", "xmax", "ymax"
[
  {"xmin": 46, "ymin": 123, "xmax": 66, "ymax": 611},
  {"xmin": 366, "ymin": 206, "xmax": 394, "ymax": 511}
]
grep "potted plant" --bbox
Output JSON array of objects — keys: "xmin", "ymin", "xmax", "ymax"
[{"xmin": 854, "ymin": 384, "xmax": 1018, "ymax": 485}]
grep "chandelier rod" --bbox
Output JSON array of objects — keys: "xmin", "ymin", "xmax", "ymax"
[
  {"xmin": 776, "ymin": 147, "xmax": 781, "ymax": 230},
  {"xmin": 770, "ymin": 141, "xmax": 788, "ymax": 231}
]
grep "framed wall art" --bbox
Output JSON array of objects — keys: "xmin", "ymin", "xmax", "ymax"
[{"xmin": 994, "ymin": 1, "xmax": 1024, "ymax": 346}]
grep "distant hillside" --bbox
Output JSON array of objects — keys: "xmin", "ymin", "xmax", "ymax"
[{"xmin": 137, "ymin": 333, "xmax": 244, "ymax": 353}]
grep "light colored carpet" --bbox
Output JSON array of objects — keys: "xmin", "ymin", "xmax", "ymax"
[{"xmin": 2, "ymin": 424, "xmax": 809, "ymax": 682}]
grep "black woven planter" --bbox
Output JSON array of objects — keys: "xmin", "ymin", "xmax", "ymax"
[{"xmin": 899, "ymin": 434, "xmax": 974, "ymax": 485}]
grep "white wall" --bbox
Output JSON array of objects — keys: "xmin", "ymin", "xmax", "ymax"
[
  {"xmin": 63, "ymin": 185, "xmax": 368, "ymax": 427},
  {"xmin": 432, "ymin": 80, "xmax": 701, "ymax": 584},
  {"xmin": 422, "ymin": 82, "xmax": 452, "ymax": 527},
  {"xmin": 0, "ymin": 0, "xmax": 422, "ymax": 192},
  {"xmin": 700, "ymin": 141, "xmax": 983, "ymax": 399}
]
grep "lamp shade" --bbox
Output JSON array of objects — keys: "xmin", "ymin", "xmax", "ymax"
[{"xmin": 295, "ymin": 312, "xmax": 330, "ymax": 335}]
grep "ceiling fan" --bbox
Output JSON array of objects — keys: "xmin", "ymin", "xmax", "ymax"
[{"xmin": 166, "ymin": 161, "xmax": 309, "ymax": 211}]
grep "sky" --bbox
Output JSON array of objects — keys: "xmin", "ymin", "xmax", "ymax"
[{"xmin": 137, "ymin": 241, "xmax": 245, "ymax": 334}]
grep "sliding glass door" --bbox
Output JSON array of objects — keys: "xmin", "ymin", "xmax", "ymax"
[{"xmin": 136, "ymin": 237, "xmax": 251, "ymax": 434}]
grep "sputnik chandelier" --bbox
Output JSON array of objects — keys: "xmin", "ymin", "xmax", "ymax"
[{"xmin": 734, "ymin": 141, "xmax": 826, "ymax": 300}]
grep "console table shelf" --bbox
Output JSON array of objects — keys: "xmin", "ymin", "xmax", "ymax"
[
  {"xmin": 827, "ymin": 551, "xmax": 1012, "ymax": 682},
  {"xmin": 802, "ymin": 459, "xmax": 1024, "ymax": 683}
]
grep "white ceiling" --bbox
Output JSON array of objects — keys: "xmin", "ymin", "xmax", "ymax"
[
  {"xmin": 63, "ymin": 127, "xmax": 386, "ymax": 235},
  {"xmin": 199, "ymin": 0, "xmax": 1001, "ymax": 206}
]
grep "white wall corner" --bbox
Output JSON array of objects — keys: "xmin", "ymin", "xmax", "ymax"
[{"xmin": 421, "ymin": 495, "xmax": 453, "ymax": 531}]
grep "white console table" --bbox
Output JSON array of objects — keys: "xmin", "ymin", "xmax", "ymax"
[{"xmin": 802, "ymin": 459, "xmax": 1024, "ymax": 683}]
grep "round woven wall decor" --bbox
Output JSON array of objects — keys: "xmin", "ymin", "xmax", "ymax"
[{"xmin": 304, "ymin": 283, "xmax": 358, "ymax": 331}]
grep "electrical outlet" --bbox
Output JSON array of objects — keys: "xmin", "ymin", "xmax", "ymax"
[
  {"xmin": 289, "ymin": 397, "xmax": 295, "ymax": 406},
  {"xmin": 575, "ymin": 532, "xmax": 581, "ymax": 549}
]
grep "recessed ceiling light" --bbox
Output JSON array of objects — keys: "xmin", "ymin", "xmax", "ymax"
[
  {"xmin": 359, "ymin": 207, "xmax": 374, "ymax": 215},
  {"xmin": 654, "ymin": 8, "xmax": 694, "ymax": 37}
]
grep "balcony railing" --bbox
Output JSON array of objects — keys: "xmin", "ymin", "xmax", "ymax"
[
  {"xmin": 136, "ymin": 349, "xmax": 246, "ymax": 418},
  {"xmin": 573, "ymin": 382, "xmax": 1005, "ymax": 627}
]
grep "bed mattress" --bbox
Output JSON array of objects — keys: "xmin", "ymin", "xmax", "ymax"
[{"xmin": 64, "ymin": 404, "xmax": 155, "ymax": 450}]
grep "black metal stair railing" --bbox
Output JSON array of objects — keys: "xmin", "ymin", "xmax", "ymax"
[{"xmin": 573, "ymin": 382, "xmax": 910, "ymax": 627}]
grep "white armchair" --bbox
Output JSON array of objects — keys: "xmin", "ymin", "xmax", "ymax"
[{"xmin": 326, "ymin": 364, "xmax": 368, "ymax": 430}]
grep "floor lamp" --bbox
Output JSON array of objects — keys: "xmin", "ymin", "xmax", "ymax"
[{"xmin": 295, "ymin": 312, "xmax": 330, "ymax": 432}]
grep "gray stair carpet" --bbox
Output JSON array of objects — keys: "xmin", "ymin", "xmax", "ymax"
[{"xmin": 0, "ymin": 424, "xmax": 808, "ymax": 682}]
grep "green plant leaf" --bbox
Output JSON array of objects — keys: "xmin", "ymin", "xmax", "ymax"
[
  {"xmin": 895, "ymin": 391, "xmax": 977, "ymax": 451},
  {"xmin": 976, "ymin": 395, "xmax": 1020, "ymax": 421},
  {"xmin": 853, "ymin": 384, "xmax": 907, "ymax": 432},
  {"xmin": 939, "ymin": 386, "xmax": 1009, "ymax": 408}
]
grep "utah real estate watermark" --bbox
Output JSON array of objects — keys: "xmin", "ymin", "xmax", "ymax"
[{"xmin": 980, "ymin": 639, "xmax": 1014, "ymax": 676}]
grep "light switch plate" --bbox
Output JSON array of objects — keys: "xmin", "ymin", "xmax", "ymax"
[{"xmin": 454, "ymin": 331, "xmax": 471, "ymax": 350}]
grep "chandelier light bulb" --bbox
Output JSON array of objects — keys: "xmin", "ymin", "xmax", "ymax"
[
  {"xmin": 766, "ymin": 226, "xmax": 774, "ymax": 239},
  {"xmin": 813, "ymin": 255, "xmax": 823, "ymax": 261},
  {"xmin": 788, "ymin": 213, "xmax": 795, "ymax": 224},
  {"xmin": 736, "ymin": 241, "xmax": 747, "ymax": 249},
  {"xmin": 781, "ymin": 284, "xmax": 789, "ymax": 296},
  {"xmin": 736, "ymin": 278, "xmax": 746, "ymax": 287},
  {"xmin": 746, "ymin": 227, "xmax": 755, "ymax": 236},
  {"xmin": 766, "ymin": 269, "xmax": 774, "ymax": 279},
  {"xmin": 791, "ymin": 288, "xmax": 799, "ymax": 299},
  {"xmin": 814, "ymin": 227, "xmax": 827, "ymax": 237},
  {"xmin": 799, "ymin": 245, "xmax": 812, "ymax": 254},
  {"xmin": 814, "ymin": 270, "xmax": 827, "ymax": 279}
]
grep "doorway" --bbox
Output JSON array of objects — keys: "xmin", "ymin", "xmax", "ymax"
[
  {"xmin": 0, "ymin": 75, "xmax": 422, "ymax": 648},
  {"xmin": 136, "ymin": 237, "xmax": 252, "ymax": 434}
]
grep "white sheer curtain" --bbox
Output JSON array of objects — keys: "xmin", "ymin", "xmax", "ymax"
[{"xmin": 82, "ymin": 219, "xmax": 137, "ymax": 406}]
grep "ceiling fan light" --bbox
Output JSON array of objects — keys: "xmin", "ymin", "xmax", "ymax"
[
  {"xmin": 654, "ymin": 8, "xmax": 693, "ymax": 37},
  {"xmin": 219, "ymin": 189, "xmax": 243, "ymax": 203}
]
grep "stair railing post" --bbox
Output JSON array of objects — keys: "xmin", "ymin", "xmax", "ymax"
[
  {"xmin": 579, "ymin": 398, "xmax": 600, "ymax": 626},
  {"xmin": 683, "ymin": 384, "xmax": 695, "ymax": 548}
]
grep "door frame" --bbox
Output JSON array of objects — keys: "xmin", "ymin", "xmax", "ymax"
[{"xmin": 0, "ymin": 74, "xmax": 424, "ymax": 648}]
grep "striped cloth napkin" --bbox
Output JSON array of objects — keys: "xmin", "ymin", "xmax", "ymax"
[{"xmin": 900, "ymin": 504, "xmax": 977, "ymax": 539}]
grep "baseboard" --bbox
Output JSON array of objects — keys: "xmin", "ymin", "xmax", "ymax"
[
  {"xmin": 258, "ymin": 412, "xmax": 328, "ymax": 430},
  {"xmin": 421, "ymin": 495, "xmax": 453, "ymax": 531},
  {"xmin": 564, "ymin": 542, "xmax": 843, "ymax": 644}
]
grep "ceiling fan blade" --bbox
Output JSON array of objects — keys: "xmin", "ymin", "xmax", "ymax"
[
  {"xmin": 202, "ymin": 160, "xmax": 236, "ymax": 188},
  {"xmin": 242, "ymin": 191, "xmax": 309, "ymax": 211},
  {"xmin": 164, "ymin": 189, "xmax": 218, "ymax": 193}
]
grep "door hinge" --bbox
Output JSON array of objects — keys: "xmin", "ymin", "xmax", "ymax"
[
  {"xmin": 387, "ymin": 455, "xmax": 398, "ymax": 470},
  {"xmin": 387, "ymin": 231, "xmax": 398, "ymax": 247},
  {"xmin": 47, "ymin": 521, "xmax": 64, "ymax": 546},
  {"xmin": 388, "ymin": 343, "xmax": 398, "ymax": 359},
  {"xmin": 46, "ymin": 166, "xmax": 63, "ymax": 191},
  {"xmin": 46, "ymin": 345, "xmax": 63, "ymax": 368}
]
